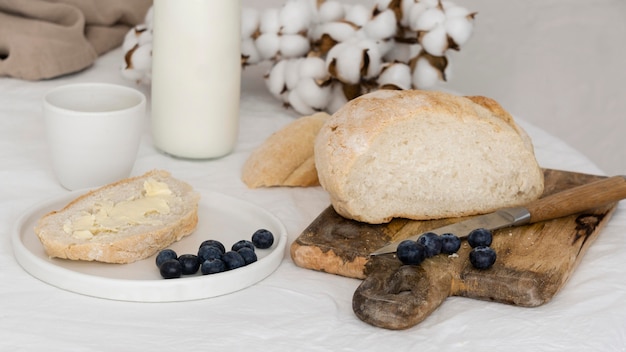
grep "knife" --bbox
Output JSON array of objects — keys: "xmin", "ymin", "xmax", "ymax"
[{"xmin": 370, "ymin": 175, "xmax": 626, "ymax": 256}]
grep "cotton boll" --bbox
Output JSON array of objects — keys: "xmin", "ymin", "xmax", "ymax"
[
  {"xmin": 311, "ymin": 22, "xmax": 358, "ymax": 43},
  {"xmin": 241, "ymin": 7, "xmax": 260, "ymax": 39},
  {"xmin": 122, "ymin": 29, "xmax": 140, "ymax": 52},
  {"xmin": 413, "ymin": 7, "xmax": 446, "ymax": 32},
  {"xmin": 406, "ymin": 1, "xmax": 435, "ymax": 29},
  {"xmin": 122, "ymin": 43, "xmax": 152, "ymax": 85},
  {"xmin": 326, "ymin": 82, "xmax": 349, "ymax": 114},
  {"xmin": 420, "ymin": 25, "xmax": 448, "ymax": 56},
  {"xmin": 383, "ymin": 42, "xmax": 421, "ymax": 63},
  {"xmin": 326, "ymin": 42, "xmax": 363, "ymax": 84},
  {"xmin": 284, "ymin": 58, "xmax": 303, "ymax": 91},
  {"xmin": 358, "ymin": 40, "xmax": 384, "ymax": 79},
  {"xmin": 129, "ymin": 43, "xmax": 152, "ymax": 72},
  {"xmin": 279, "ymin": 0, "xmax": 312, "ymax": 34},
  {"xmin": 122, "ymin": 25, "xmax": 151, "ymax": 52},
  {"xmin": 287, "ymin": 89, "xmax": 317, "ymax": 115},
  {"xmin": 255, "ymin": 32, "xmax": 281, "ymax": 60},
  {"xmin": 318, "ymin": 1, "xmax": 346, "ymax": 23},
  {"xmin": 265, "ymin": 60, "xmax": 288, "ymax": 98},
  {"xmin": 375, "ymin": 0, "xmax": 393, "ymax": 11},
  {"xmin": 294, "ymin": 78, "xmax": 331, "ymax": 110},
  {"xmin": 412, "ymin": 56, "xmax": 442, "ymax": 88},
  {"xmin": 363, "ymin": 9, "xmax": 397, "ymax": 40},
  {"xmin": 445, "ymin": 16, "xmax": 473, "ymax": 47},
  {"xmin": 441, "ymin": 2, "xmax": 471, "ymax": 17},
  {"xmin": 241, "ymin": 38, "xmax": 262, "ymax": 65},
  {"xmin": 298, "ymin": 56, "xmax": 328, "ymax": 80},
  {"xmin": 398, "ymin": 0, "xmax": 416, "ymax": 27},
  {"xmin": 121, "ymin": 67, "xmax": 144, "ymax": 83},
  {"xmin": 377, "ymin": 62, "xmax": 412, "ymax": 90},
  {"xmin": 144, "ymin": 6, "xmax": 154, "ymax": 29},
  {"xmin": 137, "ymin": 28, "xmax": 152, "ymax": 47},
  {"xmin": 372, "ymin": 38, "xmax": 395, "ymax": 59},
  {"xmin": 344, "ymin": 4, "xmax": 372, "ymax": 27},
  {"xmin": 259, "ymin": 8, "xmax": 281, "ymax": 34},
  {"xmin": 279, "ymin": 34, "xmax": 311, "ymax": 58}
]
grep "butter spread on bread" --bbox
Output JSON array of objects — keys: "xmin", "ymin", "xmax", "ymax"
[
  {"xmin": 63, "ymin": 178, "xmax": 177, "ymax": 239},
  {"xmin": 314, "ymin": 90, "xmax": 544, "ymax": 224},
  {"xmin": 35, "ymin": 170, "xmax": 200, "ymax": 264}
]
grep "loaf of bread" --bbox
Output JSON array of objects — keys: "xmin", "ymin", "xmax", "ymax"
[
  {"xmin": 34, "ymin": 170, "xmax": 200, "ymax": 264},
  {"xmin": 314, "ymin": 90, "xmax": 545, "ymax": 224},
  {"xmin": 242, "ymin": 112, "xmax": 330, "ymax": 188}
]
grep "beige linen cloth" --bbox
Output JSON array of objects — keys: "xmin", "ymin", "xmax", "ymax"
[{"xmin": 0, "ymin": 0, "xmax": 152, "ymax": 80}]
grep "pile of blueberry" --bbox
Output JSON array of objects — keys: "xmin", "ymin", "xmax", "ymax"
[
  {"xmin": 396, "ymin": 228, "xmax": 496, "ymax": 270},
  {"xmin": 156, "ymin": 228, "xmax": 275, "ymax": 279}
]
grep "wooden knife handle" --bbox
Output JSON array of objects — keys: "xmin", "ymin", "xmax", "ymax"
[{"xmin": 526, "ymin": 175, "xmax": 626, "ymax": 223}]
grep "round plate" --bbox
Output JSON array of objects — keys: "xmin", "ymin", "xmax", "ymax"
[{"xmin": 12, "ymin": 189, "xmax": 287, "ymax": 302}]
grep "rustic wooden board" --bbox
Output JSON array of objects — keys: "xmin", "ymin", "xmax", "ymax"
[{"xmin": 290, "ymin": 169, "xmax": 618, "ymax": 329}]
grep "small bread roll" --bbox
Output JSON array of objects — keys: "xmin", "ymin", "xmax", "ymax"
[
  {"xmin": 242, "ymin": 112, "xmax": 330, "ymax": 188},
  {"xmin": 314, "ymin": 90, "xmax": 544, "ymax": 224}
]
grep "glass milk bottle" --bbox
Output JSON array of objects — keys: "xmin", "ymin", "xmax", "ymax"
[{"xmin": 151, "ymin": 0, "xmax": 241, "ymax": 159}]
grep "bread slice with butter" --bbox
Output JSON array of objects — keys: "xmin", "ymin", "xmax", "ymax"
[{"xmin": 34, "ymin": 170, "xmax": 200, "ymax": 264}]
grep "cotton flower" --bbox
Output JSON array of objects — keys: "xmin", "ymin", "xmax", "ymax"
[
  {"xmin": 317, "ymin": 1, "xmax": 345, "ymax": 23},
  {"xmin": 326, "ymin": 39, "xmax": 383, "ymax": 84},
  {"xmin": 259, "ymin": 8, "xmax": 281, "ymax": 34},
  {"xmin": 408, "ymin": 1, "xmax": 475, "ymax": 56},
  {"xmin": 344, "ymin": 4, "xmax": 372, "ymax": 27},
  {"xmin": 279, "ymin": 34, "xmax": 311, "ymax": 58},
  {"xmin": 412, "ymin": 53, "xmax": 447, "ymax": 88},
  {"xmin": 122, "ymin": 42, "xmax": 152, "ymax": 84},
  {"xmin": 265, "ymin": 59, "xmax": 289, "ymax": 99},
  {"xmin": 377, "ymin": 62, "xmax": 412, "ymax": 90},
  {"xmin": 279, "ymin": 0, "xmax": 314, "ymax": 34},
  {"xmin": 255, "ymin": 32, "xmax": 281, "ymax": 60},
  {"xmin": 121, "ymin": 0, "xmax": 475, "ymax": 115},
  {"xmin": 241, "ymin": 7, "xmax": 260, "ymax": 39},
  {"xmin": 241, "ymin": 38, "xmax": 262, "ymax": 66},
  {"xmin": 362, "ymin": 8, "xmax": 397, "ymax": 40}
]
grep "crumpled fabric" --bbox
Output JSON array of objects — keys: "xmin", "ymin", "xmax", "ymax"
[{"xmin": 0, "ymin": 0, "xmax": 152, "ymax": 80}]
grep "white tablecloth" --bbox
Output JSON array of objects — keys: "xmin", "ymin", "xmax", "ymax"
[{"xmin": 1, "ymin": 48, "xmax": 624, "ymax": 352}]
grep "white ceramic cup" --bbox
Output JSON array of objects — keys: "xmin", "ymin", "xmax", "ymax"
[{"xmin": 43, "ymin": 83, "xmax": 146, "ymax": 190}]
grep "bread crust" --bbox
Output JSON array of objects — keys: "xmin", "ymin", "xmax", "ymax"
[
  {"xmin": 242, "ymin": 112, "xmax": 330, "ymax": 188},
  {"xmin": 314, "ymin": 90, "xmax": 545, "ymax": 224},
  {"xmin": 34, "ymin": 170, "xmax": 200, "ymax": 264}
]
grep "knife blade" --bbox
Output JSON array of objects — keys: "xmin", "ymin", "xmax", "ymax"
[{"xmin": 370, "ymin": 175, "xmax": 626, "ymax": 256}]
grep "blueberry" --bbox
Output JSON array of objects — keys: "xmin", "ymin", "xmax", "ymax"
[
  {"xmin": 251, "ymin": 229, "xmax": 274, "ymax": 249},
  {"xmin": 232, "ymin": 240, "xmax": 255, "ymax": 252},
  {"xmin": 396, "ymin": 240, "xmax": 427, "ymax": 266},
  {"xmin": 198, "ymin": 245, "xmax": 223, "ymax": 262},
  {"xmin": 178, "ymin": 254, "xmax": 200, "ymax": 275},
  {"xmin": 469, "ymin": 246, "xmax": 497, "ymax": 269},
  {"xmin": 417, "ymin": 232, "xmax": 442, "ymax": 257},
  {"xmin": 467, "ymin": 228, "xmax": 493, "ymax": 248},
  {"xmin": 159, "ymin": 258, "xmax": 182, "ymax": 279},
  {"xmin": 440, "ymin": 233, "xmax": 461, "ymax": 254},
  {"xmin": 238, "ymin": 247, "xmax": 257, "ymax": 265},
  {"xmin": 222, "ymin": 251, "xmax": 246, "ymax": 270},
  {"xmin": 156, "ymin": 249, "xmax": 177, "ymax": 268},
  {"xmin": 199, "ymin": 239, "xmax": 225, "ymax": 254},
  {"xmin": 201, "ymin": 258, "xmax": 226, "ymax": 275}
]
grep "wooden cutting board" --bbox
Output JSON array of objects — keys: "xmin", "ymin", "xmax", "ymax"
[{"xmin": 290, "ymin": 169, "xmax": 619, "ymax": 329}]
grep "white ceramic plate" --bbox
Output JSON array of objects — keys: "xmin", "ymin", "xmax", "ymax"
[{"xmin": 12, "ymin": 189, "xmax": 287, "ymax": 302}]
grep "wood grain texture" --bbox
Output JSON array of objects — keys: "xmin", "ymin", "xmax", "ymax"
[{"xmin": 290, "ymin": 169, "xmax": 619, "ymax": 329}]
